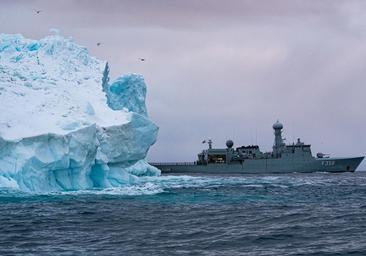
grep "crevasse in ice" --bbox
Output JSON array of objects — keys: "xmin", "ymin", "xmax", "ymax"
[{"xmin": 0, "ymin": 32, "xmax": 159, "ymax": 192}]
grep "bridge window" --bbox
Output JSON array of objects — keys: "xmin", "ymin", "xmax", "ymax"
[{"xmin": 208, "ymin": 155, "xmax": 226, "ymax": 163}]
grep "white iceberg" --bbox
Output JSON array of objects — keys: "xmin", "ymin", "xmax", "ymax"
[{"xmin": 0, "ymin": 33, "xmax": 159, "ymax": 192}]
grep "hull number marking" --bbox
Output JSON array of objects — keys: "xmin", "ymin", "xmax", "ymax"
[{"xmin": 322, "ymin": 160, "xmax": 335, "ymax": 166}]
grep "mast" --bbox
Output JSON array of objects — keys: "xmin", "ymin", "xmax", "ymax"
[
  {"xmin": 208, "ymin": 139, "xmax": 212, "ymax": 149},
  {"xmin": 273, "ymin": 120, "xmax": 284, "ymax": 157}
]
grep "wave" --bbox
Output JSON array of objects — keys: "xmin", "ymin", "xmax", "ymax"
[{"xmin": 1, "ymin": 172, "xmax": 366, "ymax": 197}]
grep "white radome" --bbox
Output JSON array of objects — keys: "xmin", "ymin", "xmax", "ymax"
[{"xmin": 272, "ymin": 121, "xmax": 283, "ymax": 130}]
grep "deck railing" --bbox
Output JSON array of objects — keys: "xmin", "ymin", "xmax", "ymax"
[{"xmin": 149, "ymin": 162, "xmax": 196, "ymax": 166}]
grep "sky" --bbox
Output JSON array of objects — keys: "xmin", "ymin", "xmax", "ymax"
[{"xmin": 1, "ymin": 0, "xmax": 366, "ymax": 169}]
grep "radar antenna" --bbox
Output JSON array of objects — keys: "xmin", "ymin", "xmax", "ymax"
[{"xmin": 202, "ymin": 139, "xmax": 213, "ymax": 149}]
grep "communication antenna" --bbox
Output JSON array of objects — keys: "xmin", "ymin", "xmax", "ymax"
[
  {"xmin": 289, "ymin": 121, "xmax": 293, "ymax": 144},
  {"xmin": 250, "ymin": 128, "xmax": 254, "ymax": 145},
  {"xmin": 232, "ymin": 127, "xmax": 236, "ymax": 146}
]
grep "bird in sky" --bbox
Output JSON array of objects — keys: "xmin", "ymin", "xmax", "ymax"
[
  {"xmin": 138, "ymin": 58, "xmax": 145, "ymax": 62},
  {"xmin": 35, "ymin": 10, "xmax": 42, "ymax": 14},
  {"xmin": 97, "ymin": 42, "xmax": 101, "ymax": 46}
]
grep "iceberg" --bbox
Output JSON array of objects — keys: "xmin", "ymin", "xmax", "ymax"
[{"xmin": 0, "ymin": 32, "xmax": 159, "ymax": 192}]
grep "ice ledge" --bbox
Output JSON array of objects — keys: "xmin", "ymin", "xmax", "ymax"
[{"xmin": 0, "ymin": 113, "xmax": 159, "ymax": 192}]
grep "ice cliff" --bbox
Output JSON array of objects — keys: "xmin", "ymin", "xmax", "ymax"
[{"xmin": 0, "ymin": 33, "xmax": 159, "ymax": 192}]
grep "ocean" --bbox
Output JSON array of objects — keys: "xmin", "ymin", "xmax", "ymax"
[{"xmin": 1, "ymin": 172, "xmax": 366, "ymax": 255}]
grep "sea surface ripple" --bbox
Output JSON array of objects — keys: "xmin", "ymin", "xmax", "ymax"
[{"xmin": 1, "ymin": 172, "xmax": 366, "ymax": 255}]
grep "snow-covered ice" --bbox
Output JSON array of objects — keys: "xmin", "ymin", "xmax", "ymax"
[{"xmin": 0, "ymin": 32, "xmax": 159, "ymax": 192}]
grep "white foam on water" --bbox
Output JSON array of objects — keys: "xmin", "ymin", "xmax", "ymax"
[
  {"xmin": 2, "ymin": 173, "xmax": 365, "ymax": 197},
  {"xmin": 46, "ymin": 182, "xmax": 164, "ymax": 196},
  {"xmin": 46, "ymin": 174, "xmax": 337, "ymax": 196}
]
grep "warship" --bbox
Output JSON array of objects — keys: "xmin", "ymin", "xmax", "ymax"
[{"xmin": 152, "ymin": 121, "xmax": 364, "ymax": 174}]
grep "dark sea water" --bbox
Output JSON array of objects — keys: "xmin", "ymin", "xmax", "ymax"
[{"xmin": 1, "ymin": 172, "xmax": 366, "ymax": 255}]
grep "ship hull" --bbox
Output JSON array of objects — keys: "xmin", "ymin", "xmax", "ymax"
[{"xmin": 152, "ymin": 157, "xmax": 364, "ymax": 174}]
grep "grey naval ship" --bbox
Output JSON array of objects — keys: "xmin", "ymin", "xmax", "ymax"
[{"xmin": 152, "ymin": 121, "xmax": 364, "ymax": 174}]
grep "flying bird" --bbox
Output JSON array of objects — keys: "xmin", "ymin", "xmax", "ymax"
[
  {"xmin": 138, "ymin": 58, "xmax": 145, "ymax": 62},
  {"xmin": 97, "ymin": 42, "xmax": 101, "ymax": 46},
  {"xmin": 35, "ymin": 10, "xmax": 42, "ymax": 14}
]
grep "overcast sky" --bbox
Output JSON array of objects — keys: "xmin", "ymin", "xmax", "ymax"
[{"xmin": 1, "ymin": 0, "xmax": 366, "ymax": 169}]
